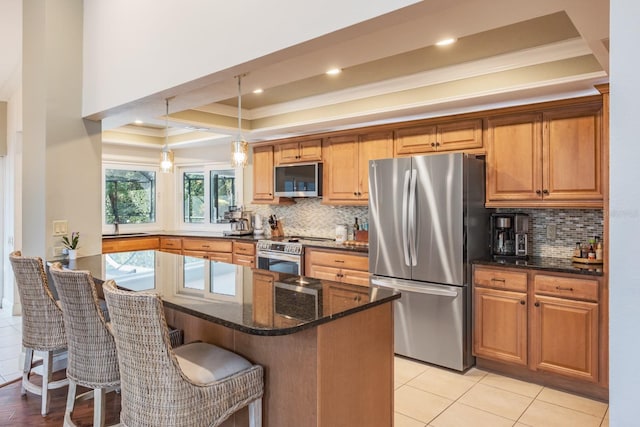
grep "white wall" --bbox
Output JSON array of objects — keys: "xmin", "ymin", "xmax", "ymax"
[
  {"xmin": 609, "ymin": 0, "xmax": 640, "ymax": 423},
  {"xmin": 81, "ymin": 0, "xmax": 419, "ymax": 117}
]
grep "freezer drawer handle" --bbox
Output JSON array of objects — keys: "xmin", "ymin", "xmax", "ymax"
[{"xmin": 371, "ymin": 278, "xmax": 459, "ymax": 297}]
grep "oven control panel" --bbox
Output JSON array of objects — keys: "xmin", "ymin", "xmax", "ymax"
[{"xmin": 257, "ymin": 240, "xmax": 303, "ymax": 255}]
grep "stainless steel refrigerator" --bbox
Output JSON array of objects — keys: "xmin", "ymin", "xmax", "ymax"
[{"xmin": 369, "ymin": 153, "xmax": 490, "ymax": 371}]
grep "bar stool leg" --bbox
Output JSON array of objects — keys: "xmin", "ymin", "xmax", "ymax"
[
  {"xmin": 41, "ymin": 350, "xmax": 53, "ymax": 416},
  {"xmin": 94, "ymin": 388, "xmax": 106, "ymax": 427},
  {"xmin": 249, "ymin": 398, "xmax": 262, "ymax": 427},
  {"xmin": 64, "ymin": 379, "xmax": 77, "ymax": 427},
  {"xmin": 21, "ymin": 348, "xmax": 33, "ymax": 396}
]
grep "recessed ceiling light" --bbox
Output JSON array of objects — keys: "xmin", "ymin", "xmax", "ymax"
[
  {"xmin": 435, "ymin": 38, "xmax": 456, "ymax": 46},
  {"xmin": 326, "ymin": 68, "xmax": 342, "ymax": 76},
  {"xmin": 134, "ymin": 120, "xmax": 143, "ymax": 125},
  {"xmin": 253, "ymin": 88, "xmax": 263, "ymax": 94}
]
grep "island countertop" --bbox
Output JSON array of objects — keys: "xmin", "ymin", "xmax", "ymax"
[{"xmin": 58, "ymin": 250, "xmax": 399, "ymax": 336}]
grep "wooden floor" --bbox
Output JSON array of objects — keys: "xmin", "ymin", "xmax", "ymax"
[{"xmin": 0, "ymin": 376, "xmax": 120, "ymax": 426}]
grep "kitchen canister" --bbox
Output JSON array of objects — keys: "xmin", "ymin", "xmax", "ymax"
[{"xmin": 335, "ymin": 224, "xmax": 347, "ymax": 243}]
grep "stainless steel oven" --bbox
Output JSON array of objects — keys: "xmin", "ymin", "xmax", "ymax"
[{"xmin": 256, "ymin": 240, "xmax": 303, "ymax": 275}]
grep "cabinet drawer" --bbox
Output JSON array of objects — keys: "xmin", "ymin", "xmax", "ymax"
[
  {"xmin": 182, "ymin": 238, "xmax": 233, "ymax": 253},
  {"xmin": 233, "ymin": 241, "xmax": 256, "ymax": 256},
  {"xmin": 102, "ymin": 237, "xmax": 159, "ymax": 254},
  {"xmin": 307, "ymin": 250, "xmax": 368, "ymax": 271},
  {"xmin": 474, "ymin": 267, "xmax": 528, "ymax": 292},
  {"xmin": 534, "ymin": 274, "xmax": 599, "ymax": 302},
  {"xmin": 233, "ymin": 254, "xmax": 256, "ymax": 267},
  {"xmin": 160, "ymin": 237, "xmax": 182, "ymax": 249}
]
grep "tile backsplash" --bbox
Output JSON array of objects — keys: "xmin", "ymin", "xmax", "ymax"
[
  {"xmin": 248, "ymin": 198, "xmax": 368, "ymax": 239},
  {"xmin": 497, "ymin": 208, "xmax": 604, "ymax": 259},
  {"xmin": 249, "ymin": 199, "xmax": 603, "ymax": 259}
]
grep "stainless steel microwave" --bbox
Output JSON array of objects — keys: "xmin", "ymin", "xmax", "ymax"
[{"xmin": 274, "ymin": 163, "xmax": 322, "ymax": 198}]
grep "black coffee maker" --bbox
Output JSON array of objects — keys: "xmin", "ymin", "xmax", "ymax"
[{"xmin": 491, "ymin": 213, "xmax": 529, "ymax": 260}]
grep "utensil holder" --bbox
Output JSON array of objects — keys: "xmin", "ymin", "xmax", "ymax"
[{"xmin": 271, "ymin": 221, "xmax": 284, "ymax": 237}]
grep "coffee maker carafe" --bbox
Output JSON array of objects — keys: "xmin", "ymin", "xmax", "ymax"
[{"xmin": 491, "ymin": 213, "xmax": 529, "ymax": 260}]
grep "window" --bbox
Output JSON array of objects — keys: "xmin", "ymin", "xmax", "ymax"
[
  {"xmin": 105, "ymin": 168, "xmax": 156, "ymax": 225},
  {"xmin": 182, "ymin": 167, "xmax": 237, "ymax": 224}
]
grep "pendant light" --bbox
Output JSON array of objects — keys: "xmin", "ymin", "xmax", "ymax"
[
  {"xmin": 160, "ymin": 97, "xmax": 174, "ymax": 173},
  {"xmin": 230, "ymin": 74, "xmax": 249, "ymax": 168}
]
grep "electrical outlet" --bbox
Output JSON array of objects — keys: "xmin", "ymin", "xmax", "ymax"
[
  {"xmin": 546, "ymin": 224, "xmax": 557, "ymax": 240},
  {"xmin": 53, "ymin": 220, "xmax": 68, "ymax": 236}
]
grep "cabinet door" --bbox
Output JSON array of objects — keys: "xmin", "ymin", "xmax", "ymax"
[
  {"xmin": 298, "ymin": 139, "xmax": 322, "ymax": 162},
  {"xmin": 325, "ymin": 284, "xmax": 369, "ymax": 314},
  {"xmin": 252, "ymin": 272, "xmax": 275, "ymax": 326},
  {"xmin": 531, "ymin": 295, "xmax": 598, "ymax": 382},
  {"xmin": 473, "ymin": 287, "xmax": 527, "ymax": 365},
  {"xmin": 436, "ymin": 119, "xmax": 483, "ymax": 152},
  {"xmin": 324, "ymin": 135, "xmax": 360, "ymax": 202},
  {"xmin": 340, "ymin": 268, "xmax": 370, "ymax": 287},
  {"xmin": 394, "ymin": 124, "xmax": 437, "ymax": 156},
  {"xmin": 358, "ymin": 131, "xmax": 393, "ymax": 200},
  {"xmin": 486, "ymin": 113, "xmax": 543, "ymax": 203},
  {"xmin": 252, "ymin": 145, "xmax": 275, "ymax": 202},
  {"xmin": 543, "ymin": 105, "xmax": 603, "ymax": 204},
  {"xmin": 276, "ymin": 142, "xmax": 301, "ymax": 164},
  {"xmin": 308, "ymin": 264, "xmax": 343, "ymax": 282}
]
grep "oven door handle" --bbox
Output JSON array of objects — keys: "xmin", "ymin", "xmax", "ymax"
[{"xmin": 257, "ymin": 251, "xmax": 301, "ymax": 263}]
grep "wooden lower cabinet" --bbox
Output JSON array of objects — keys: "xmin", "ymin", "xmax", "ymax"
[
  {"xmin": 473, "ymin": 286, "xmax": 527, "ymax": 366},
  {"xmin": 531, "ymin": 295, "xmax": 599, "ymax": 383},
  {"xmin": 102, "ymin": 236, "xmax": 160, "ymax": 253},
  {"xmin": 473, "ymin": 265, "xmax": 606, "ymax": 397},
  {"xmin": 324, "ymin": 283, "xmax": 369, "ymax": 315},
  {"xmin": 305, "ymin": 248, "xmax": 369, "ymax": 287}
]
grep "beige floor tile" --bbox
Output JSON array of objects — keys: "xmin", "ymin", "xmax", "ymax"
[
  {"xmin": 395, "ymin": 385, "xmax": 453, "ymax": 424},
  {"xmin": 519, "ymin": 400, "xmax": 602, "ymax": 427},
  {"xmin": 430, "ymin": 402, "xmax": 514, "ymax": 427},
  {"xmin": 395, "ymin": 356, "xmax": 430, "ymax": 385},
  {"xmin": 458, "ymin": 383, "xmax": 533, "ymax": 420},
  {"xmin": 0, "ymin": 334, "xmax": 21, "ymax": 349},
  {"xmin": 536, "ymin": 387, "xmax": 608, "ymax": 418},
  {"xmin": 407, "ymin": 368, "xmax": 476, "ymax": 400},
  {"xmin": 395, "ymin": 412, "xmax": 427, "ymax": 427},
  {"xmin": 479, "ymin": 373, "xmax": 544, "ymax": 397},
  {"xmin": 0, "ymin": 357, "xmax": 20, "ymax": 376},
  {"xmin": 461, "ymin": 367, "xmax": 488, "ymax": 383}
]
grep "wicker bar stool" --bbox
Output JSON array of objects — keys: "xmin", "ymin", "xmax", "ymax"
[
  {"xmin": 8, "ymin": 251, "xmax": 69, "ymax": 417},
  {"xmin": 49, "ymin": 263, "xmax": 120, "ymax": 427},
  {"xmin": 102, "ymin": 280, "xmax": 264, "ymax": 427}
]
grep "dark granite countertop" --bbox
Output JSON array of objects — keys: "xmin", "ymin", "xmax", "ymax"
[
  {"xmin": 56, "ymin": 251, "xmax": 397, "ymax": 336},
  {"xmin": 473, "ymin": 256, "xmax": 604, "ymax": 277}
]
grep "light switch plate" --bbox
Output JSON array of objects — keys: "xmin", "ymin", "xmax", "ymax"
[{"xmin": 53, "ymin": 220, "xmax": 68, "ymax": 236}]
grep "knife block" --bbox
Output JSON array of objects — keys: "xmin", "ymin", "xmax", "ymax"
[{"xmin": 271, "ymin": 221, "xmax": 284, "ymax": 237}]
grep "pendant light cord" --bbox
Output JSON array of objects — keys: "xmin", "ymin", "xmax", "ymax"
[{"xmin": 237, "ymin": 74, "xmax": 242, "ymax": 139}]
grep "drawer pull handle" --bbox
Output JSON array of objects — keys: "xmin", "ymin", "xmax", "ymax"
[
  {"xmin": 490, "ymin": 278, "xmax": 505, "ymax": 283},
  {"xmin": 334, "ymin": 260, "xmax": 345, "ymax": 263},
  {"xmin": 202, "ymin": 245, "xmax": 210, "ymax": 248},
  {"xmin": 556, "ymin": 286, "xmax": 574, "ymax": 291}
]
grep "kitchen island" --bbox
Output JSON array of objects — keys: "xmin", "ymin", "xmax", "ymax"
[{"xmin": 61, "ymin": 250, "xmax": 399, "ymax": 427}]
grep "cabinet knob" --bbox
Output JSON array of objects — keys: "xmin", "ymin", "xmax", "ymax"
[
  {"xmin": 520, "ymin": 300, "xmax": 525, "ymax": 305},
  {"xmin": 431, "ymin": 142, "xmax": 436, "ymax": 147},
  {"xmin": 534, "ymin": 301, "xmax": 540, "ymax": 307},
  {"xmin": 536, "ymin": 190, "xmax": 542, "ymax": 196},
  {"xmin": 543, "ymin": 189, "xmax": 549, "ymax": 195},
  {"xmin": 435, "ymin": 142, "xmax": 440, "ymax": 147},
  {"xmin": 353, "ymin": 192, "xmax": 358, "ymax": 196}
]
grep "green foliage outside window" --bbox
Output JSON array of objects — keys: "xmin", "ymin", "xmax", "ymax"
[{"xmin": 105, "ymin": 169, "xmax": 156, "ymax": 224}]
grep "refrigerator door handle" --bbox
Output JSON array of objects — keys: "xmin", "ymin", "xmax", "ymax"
[
  {"xmin": 408, "ymin": 168, "xmax": 418, "ymax": 266},
  {"xmin": 371, "ymin": 277, "xmax": 459, "ymax": 298},
  {"xmin": 401, "ymin": 169, "xmax": 411, "ymax": 267}
]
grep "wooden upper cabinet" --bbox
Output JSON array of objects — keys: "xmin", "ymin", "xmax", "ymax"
[
  {"xmin": 276, "ymin": 139, "xmax": 322, "ymax": 165},
  {"xmin": 543, "ymin": 104, "xmax": 602, "ymax": 203},
  {"xmin": 324, "ymin": 131, "xmax": 393, "ymax": 205},
  {"xmin": 252, "ymin": 145, "xmax": 275, "ymax": 203},
  {"xmin": 486, "ymin": 113, "xmax": 543, "ymax": 203},
  {"xmin": 394, "ymin": 119, "xmax": 483, "ymax": 156},
  {"xmin": 486, "ymin": 102, "xmax": 603, "ymax": 208}
]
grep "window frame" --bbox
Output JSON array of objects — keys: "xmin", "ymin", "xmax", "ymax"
[
  {"xmin": 102, "ymin": 162, "xmax": 162, "ymax": 235},
  {"xmin": 176, "ymin": 162, "xmax": 243, "ymax": 232}
]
